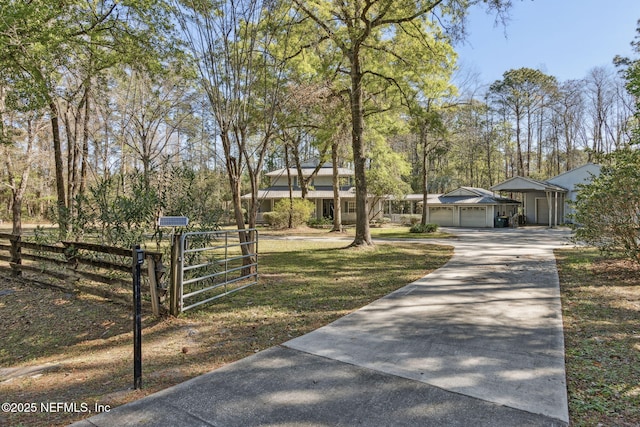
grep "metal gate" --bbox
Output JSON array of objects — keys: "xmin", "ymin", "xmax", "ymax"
[{"xmin": 170, "ymin": 229, "xmax": 258, "ymax": 314}]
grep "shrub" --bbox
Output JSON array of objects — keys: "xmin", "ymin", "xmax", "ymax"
[
  {"xmin": 262, "ymin": 211, "xmax": 284, "ymax": 228},
  {"xmin": 409, "ymin": 223, "xmax": 439, "ymax": 233},
  {"xmin": 308, "ymin": 216, "xmax": 333, "ymax": 228},
  {"xmin": 266, "ymin": 198, "xmax": 315, "ymax": 229}
]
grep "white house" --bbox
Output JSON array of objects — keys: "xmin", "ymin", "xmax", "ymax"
[
  {"xmin": 247, "ymin": 159, "xmax": 385, "ymax": 224},
  {"xmin": 490, "ymin": 163, "xmax": 601, "ymax": 227}
]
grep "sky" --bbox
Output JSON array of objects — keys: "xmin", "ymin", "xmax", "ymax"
[{"xmin": 454, "ymin": 0, "xmax": 640, "ymax": 86}]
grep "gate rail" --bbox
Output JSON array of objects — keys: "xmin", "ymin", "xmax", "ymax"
[{"xmin": 170, "ymin": 229, "xmax": 258, "ymax": 314}]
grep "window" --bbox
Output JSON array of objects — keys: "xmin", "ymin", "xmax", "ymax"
[{"xmin": 346, "ymin": 201, "xmax": 356, "ymax": 213}]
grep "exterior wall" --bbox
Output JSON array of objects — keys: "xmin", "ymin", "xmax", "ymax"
[
  {"xmin": 548, "ymin": 163, "xmax": 600, "ymax": 223},
  {"xmin": 426, "ymin": 205, "xmax": 504, "ymax": 228},
  {"xmin": 523, "ymin": 191, "xmax": 564, "ymax": 225},
  {"xmin": 255, "ymin": 196, "xmax": 376, "ymax": 225}
]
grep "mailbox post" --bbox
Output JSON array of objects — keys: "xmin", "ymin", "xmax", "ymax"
[{"xmin": 132, "ymin": 245, "xmax": 145, "ymax": 389}]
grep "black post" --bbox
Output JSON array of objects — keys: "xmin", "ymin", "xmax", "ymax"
[{"xmin": 132, "ymin": 245, "xmax": 145, "ymax": 390}]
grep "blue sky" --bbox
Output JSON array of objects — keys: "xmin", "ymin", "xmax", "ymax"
[{"xmin": 454, "ymin": 0, "xmax": 640, "ymax": 85}]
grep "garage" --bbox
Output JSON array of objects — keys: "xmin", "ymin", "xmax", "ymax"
[
  {"xmin": 429, "ymin": 207, "xmax": 455, "ymax": 226},
  {"xmin": 416, "ymin": 187, "xmax": 520, "ymax": 228},
  {"xmin": 460, "ymin": 206, "xmax": 488, "ymax": 227}
]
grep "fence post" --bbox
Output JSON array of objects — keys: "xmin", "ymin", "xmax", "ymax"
[
  {"xmin": 169, "ymin": 233, "xmax": 182, "ymax": 316},
  {"xmin": 132, "ymin": 245, "xmax": 144, "ymax": 390},
  {"xmin": 146, "ymin": 253, "xmax": 162, "ymax": 317},
  {"xmin": 9, "ymin": 234, "xmax": 21, "ymax": 276}
]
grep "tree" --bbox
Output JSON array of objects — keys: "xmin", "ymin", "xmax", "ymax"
[
  {"xmin": 0, "ymin": 85, "xmax": 48, "ymax": 234},
  {"xmin": 489, "ymin": 68, "xmax": 558, "ymax": 177},
  {"xmin": 290, "ymin": 0, "xmax": 506, "ymax": 246},
  {"xmin": 410, "ymin": 106, "xmax": 447, "ymax": 225},
  {"xmin": 366, "ymin": 117, "xmax": 412, "ymax": 221},
  {"xmin": 174, "ymin": 0, "xmax": 294, "ymax": 272},
  {"xmin": 573, "ymin": 23, "xmax": 640, "ymax": 264},
  {"xmin": 572, "ymin": 148, "xmax": 640, "ymax": 263},
  {"xmin": 552, "ymin": 79, "xmax": 586, "ymax": 173},
  {"xmin": 0, "ymin": 0, "xmax": 175, "ymax": 237},
  {"xmin": 116, "ymin": 67, "xmax": 197, "ymax": 188}
]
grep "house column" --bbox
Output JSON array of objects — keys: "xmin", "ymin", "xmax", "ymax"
[
  {"xmin": 546, "ymin": 191, "xmax": 553, "ymax": 228},
  {"xmin": 554, "ymin": 191, "xmax": 559, "ymax": 227}
]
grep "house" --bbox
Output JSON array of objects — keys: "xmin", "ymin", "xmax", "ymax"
[
  {"xmin": 389, "ymin": 187, "xmax": 520, "ymax": 228},
  {"xmin": 247, "ymin": 159, "xmax": 385, "ymax": 224},
  {"xmin": 490, "ymin": 163, "xmax": 601, "ymax": 227}
]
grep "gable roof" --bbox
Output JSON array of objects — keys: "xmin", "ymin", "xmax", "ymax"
[
  {"xmin": 547, "ymin": 163, "xmax": 600, "ymax": 190},
  {"xmin": 443, "ymin": 187, "xmax": 495, "ymax": 198},
  {"xmin": 490, "ymin": 176, "xmax": 567, "ymax": 193},
  {"xmin": 412, "ymin": 187, "xmax": 520, "ymax": 206},
  {"xmin": 547, "ymin": 162, "xmax": 600, "ymax": 182},
  {"xmin": 265, "ymin": 166, "xmax": 353, "ymax": 177}
]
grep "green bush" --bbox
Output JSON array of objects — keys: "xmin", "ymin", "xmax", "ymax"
[
  {"xmin": 265, "ymin": 198, "xmax": 315, "ymax": 229},
  {"xmin": 409, "ymin": 223, "xmax": 439, "ymax": 233},
  {"xmin": 262, "ymin": 211, "xmax": 284, "ymax": 228},
  {"xmin": 308, "ymin": 216, "xmax": 333, "ymax": 228}
]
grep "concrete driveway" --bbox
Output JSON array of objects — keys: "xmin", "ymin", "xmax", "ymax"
[{"xmin": 72, "ymin": 227, "xmax": 571, "ymax": 427}]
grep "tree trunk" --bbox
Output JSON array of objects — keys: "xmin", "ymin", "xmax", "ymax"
[
  {"xmin": 349, "ymin": 54, "xmax": 372, "ymax": 246},
  {"xmin": 79, "ymin": 84, "xmax": 91, "ymax": 196},
  {"xmin": 50, "ymin": 100, "xmax": 68, "ymax": 238},
  {"xmin": 222, "ymin": 130, "xmax": 256, "ymax": 275},
  {"xmin": 515, "ymin": 110, "xmax": 524, "ymax": 176},
  {"xmin": 421, "ymin": 127, "xmax": 429, "ymax": 226},
  {"xmin": 284, "ymin": 144, "xmax": 293, "ymax": 228},
  {"xmin": 331, "ymin": 141, "xmax": 342, "ymax": 232}
]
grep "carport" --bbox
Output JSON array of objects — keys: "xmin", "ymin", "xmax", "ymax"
[{"xmin": 490, "ymin": 177, "xmax": 567, "ymax": 228}]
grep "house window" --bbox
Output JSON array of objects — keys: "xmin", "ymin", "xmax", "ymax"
[{"xmin": 346, "ymin": 201, "xmax": 356, "ymax": 213}]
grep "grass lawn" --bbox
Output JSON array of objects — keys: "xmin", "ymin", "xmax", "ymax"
[
  {"xmin": 556, "ymin": 248, "xmax": 640, "ymax": 426},
  {"xmin": 0, "ymin": 237, "xmax": 452, "ymax": 427},
  {"xmin": 258, "ymin": 223, "xmax": 454, "ymax": 240},
  {"xmin": 2, "ymin": 224, "xmax": 638, "ymax": 427}
]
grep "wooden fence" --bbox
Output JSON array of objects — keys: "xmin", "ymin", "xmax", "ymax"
[{"xmin": 0, "ymin": 233, "xmax": 166, "ymax": 316}]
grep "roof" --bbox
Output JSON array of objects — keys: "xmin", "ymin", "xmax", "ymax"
[
  {"xmin": 443, "ymin": 187, "xmax": 495, "ymax": 198},
  {"xmin": 490, "ymin": 176, "xmax": 567, "ymax": 193},
  {"xmin": 245, "ymin": 186, "xmax": 520, "ymax": 206},
  {"xmin": 403, "ymin": 189, "xmax": 519, "ymax": 206},
  {"xmin": 547, "ymin": 162, "xmax": 600, "ymax": 182},
  {"xmin": 242, "ymin": 188, "xmax": 356, "ymax": 200},
  {"xmin": 440, "ymin": 195, "xmax": 519, "ymax": 205},
  {"xmin": 419, "ymin": 194, "xmax": 520, "ymax": 206},
  {"xmin": 265, "ymin": 167, "xmax": 353, "ymax": 178}
]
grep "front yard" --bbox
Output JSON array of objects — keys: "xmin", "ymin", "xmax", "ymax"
[
  {"xmin": 0, "ymin": 238, "xmax": 452, "ymax": 427},
  {"xmin": 556, "ymin": 248, "xmax": 640, "ymax": 426},
  {"xmin": 1, "ymin": 227, "xmax": 638, "ymax": 427}
]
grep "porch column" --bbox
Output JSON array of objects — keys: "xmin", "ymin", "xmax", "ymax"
[
  {"xmin": 554, "ymin": 192, "xmax": 559, "ymax": 227},
  {"xmin": 546, "ymin": 191, "xmax": 553, "ymax": 228}
]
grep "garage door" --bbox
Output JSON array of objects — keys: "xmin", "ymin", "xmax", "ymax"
[
  {"xmin": 460, "ymin": 206, "xmax": 487, "ymax": 227},
  {"xmin": 429, "ymin": 207, "xmax": 454, "ymax": 226}
]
